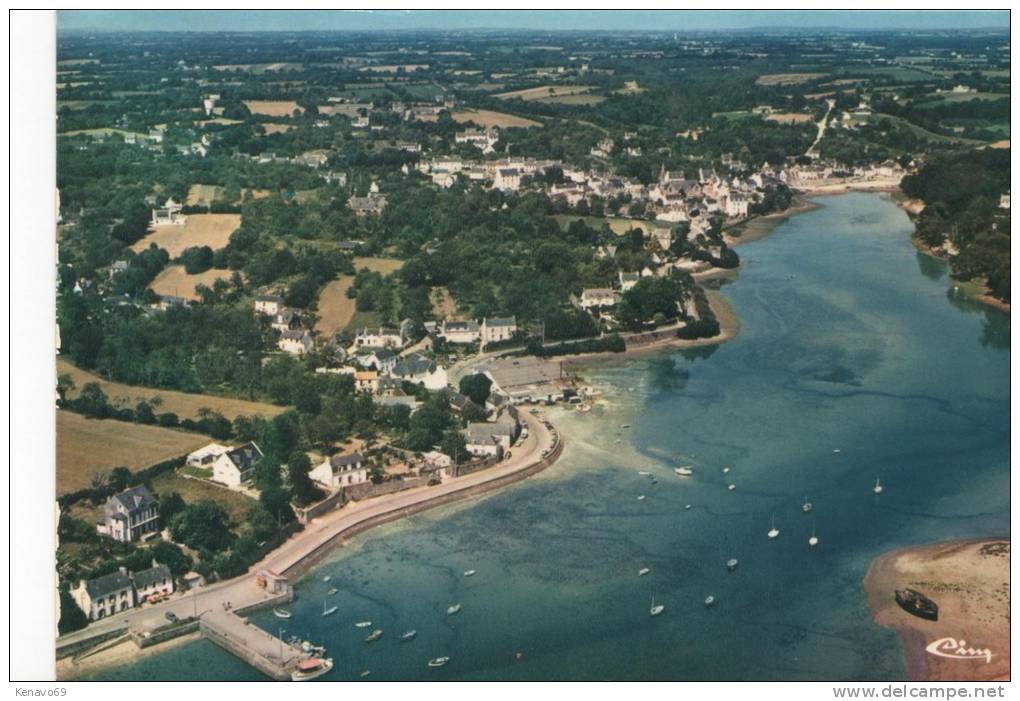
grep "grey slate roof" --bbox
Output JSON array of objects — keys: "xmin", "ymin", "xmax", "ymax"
[
  {"xmin": 84, "ymin": 570, "xmax": 133, "ymax": 598},
  {"xmin": 109, "ymin": 486, "xmax": 157, "ymax": 515},
  {"xmin": 327, "ymin": 453, "xmax": 365, "ymax": 471},
  {"xmin": 224, "ymin": 442, "xmax": 263, "ymax": 472},
  {"xmin": 393, "ymin": 352, "xmax": 435, "ymax": 377},
  {"xmin": 132, "ymin": 563, "xmax": 172, "ymax": 590}
]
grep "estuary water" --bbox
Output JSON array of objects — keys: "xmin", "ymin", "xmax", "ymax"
[{"xmin": 89, "ymin": 193, "xmax": 1009, "ymax": 681}]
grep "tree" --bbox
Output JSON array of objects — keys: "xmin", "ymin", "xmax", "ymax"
[
  {"xmin": 286, "ymin": 451, "xmax": 320, "ymax": 505},
  {"xmin": 459, "ymin": 373, "xmax": 492, "ymax": 406},
  {"xmin": 440, "ymin": 430, "xmax": 467, "ymax": 464},
  {"xmin": 180, "ymin": 246, "xmax": 214, "ymax": 274},
  {"xmin": 159, "ymin": 492, "xmax": 186, "ymax": 522},
  {"xmin": 74, "ymin": 382, "xmax": 111, "ymax": 418},
  {"xmin": 170, "ymin": 502, "xmax": 235, "ymax": 552},
  {"xmin": 259, "ymin": 486, "xmax": 296, "ymax": 527},
  {"xmin": 252, "ymin": 455, "xmax": 283, "ymax": 491},
  {"xmin": 149, "ymin": 541, "xmax": 193, "ymax": 577},
  {"xmin": 58, "ymin": 588, "xmax": 89, "ymax": 634}
]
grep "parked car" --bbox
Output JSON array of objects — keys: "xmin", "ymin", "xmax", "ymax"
[{"xmin": 165, "ymin": 611, "xmax": 178, "ymax": 623}]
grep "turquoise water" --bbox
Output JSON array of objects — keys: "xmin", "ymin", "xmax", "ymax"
[{"xmin": 89, "ymin": 193, "xmax": 1009, "ymax": 681}]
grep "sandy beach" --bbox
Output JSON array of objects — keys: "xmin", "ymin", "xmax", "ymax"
[
  {"xmin": 56, "ymin": 631, "xmax": 203, "ymax": 680},
  {"xmin": 864, "ymin": 539, "xmax": 1010, "ymax": 682}
]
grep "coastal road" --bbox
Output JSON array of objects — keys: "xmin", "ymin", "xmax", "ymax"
[{"xmin": 58, "ymin": 408, "xmax": 559, "ymax": 651}]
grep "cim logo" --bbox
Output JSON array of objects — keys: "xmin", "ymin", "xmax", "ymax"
[{"xmin": 925, "ymin": 637, "xmax": 993, "ymax": 664}]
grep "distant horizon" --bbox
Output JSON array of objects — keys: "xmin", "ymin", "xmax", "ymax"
[{"xmin": 56, "ymin": 9, "xmax": 1010, "ymax": 34}]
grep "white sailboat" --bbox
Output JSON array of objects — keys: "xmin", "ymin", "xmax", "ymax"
[
  {"xmin": 674, "ymin": 466, "xmax": 694, "ymax": 476},
  {"xmin": 649, "ymin": 595, "xmax": 665, "ymax": 617},
  {"xmin": 727, "ymin": 484, "xmax": 736, "ymax": 491},
  {"xmin": 446, "ymin": 603, "xmax": 462, "ymax": 615},
  {"xmin": 638, "ymin": 567, "xmax": 650, "ymax": 576},
  {"xmin": 726, "ymin": 558, "xmax": 739, "ymax": 572},
  {"xmin": 767, "ymin": 513, "xmax": 780, "ymax": 539},
  {"xmin": 428, "ymin": 657, "xmax": 451, "ymax": 668},
  {"xmin": 873, "ymin": 478, "xmax": 883, "ymax": 495},
  {"xmin": 463, "ymin": 569, "xmax": 477, "ymax": 577},
  {"xmin": 809, "ymin": 528, "xmax": 819, "ymax": 548},
  {"xmin": 354, "ymin": 621, "xmax": 372, "ymax": 628},
  {"xmin": 704, "ymin": 595, "xmax": 715, "ymax": 608},
  {"xmin": 802, "ymin": 497, "xmax": 813, "ymax": 513},
  {"xmin": 322, "ymin": 601, "xmax": 338, "ymax": 617}
]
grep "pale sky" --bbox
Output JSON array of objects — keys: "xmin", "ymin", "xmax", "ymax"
[{"xmin": 57, "ymin": 10, "xmax": 1009, "ymax": 33}]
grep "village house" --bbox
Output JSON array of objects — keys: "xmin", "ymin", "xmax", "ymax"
[
  {"xmin": 355, "ymin": 347, "xmax": 397, "ymax": 374},
  {"xmin": 480, "ymin": 316, "xmax": 518, "ymax": 347},
  {"xmin": 579, "ymin": 288, "xmax": 620, "ymax": 310},
  {"xmin": 651, "ymin": 228, "xmax": 673, "ymax": 251},
  {"xmin": 151, "ymin": 197, "xmax": 184, "ymax": 226},
  {"xmin": 1000, "ymin": 192, "xmax": 1010, "ymax": 210},
  {"xmin": 310, "ymin": 453, "xmax": 369, "ymax": 489},
  {"xmin": 441, "ymin": 319, "xmax": 481, "ymax": 344},
  {"xmin": 432, "ymin": 172, "xmax": 457, "ymax": 189},
  {"xmin": 494, "ymin": 168, "xmax": 522, "ymax": 192},
  {"xmin": 131, "ymin": 561, "xmax": 175, "ymax": 603},
  {"xmin": 463, "ymin": 421, "xmax": 515, "ymax": 458},
  {"xmin": 348, "ymin": 194, "xmax": 388, "ymax": 216},
  {"xmin": 619, "ymin": 271, "xmax": 641, "ymax": 292},
  {"xmin": 270, "ymin": 308, "xmax": 302, "ymax": 333},
  {"xmin": 354, "ymin": 370, "xmax": 380, "ymax": 393},
  {"xmin": 354, "ymin": 326, "xmax": 404, "ymax": 349},
  {"xmin": 101, "ymin": 486, "xmax": 160, "ymax": 543},
  {"xmin": 108, "ymin": 259, "xmax": 129, "ymax": 279},
  {"xmin": 186, "ymin": 443, "xmax": 232, "ymax": 469},
  {"xmin": 254, "ymin": 294, "xmax": 283, "ymax": 316},
  {"xmin": 72, "ymin": 568, "xmax": 135, "ymax": 621},
  {"xmin": 212, "ymin": 442, "xmax": 264, "ymax": 487},
  {"xmin": 391, "ymin": 352, "xmax": 449, "ymax": 390},
  {"xmin": 278, "ymin": 329, "xmax": 314, "ymax": 356}
]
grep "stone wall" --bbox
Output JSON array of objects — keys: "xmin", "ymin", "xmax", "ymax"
[
  {"xmin": 131, "ymin": 619, "xmax": 200, "ymax": 648},
  {"xmin": 345, "ymin": 475, "xmax": 428, "ymax": 501}
]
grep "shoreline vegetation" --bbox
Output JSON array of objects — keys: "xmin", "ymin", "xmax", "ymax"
[{"xmin": 864, "ymin": 539, "xmax": 1010, "ymax": 682}]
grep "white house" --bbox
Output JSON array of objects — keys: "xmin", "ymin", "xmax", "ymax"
[
  {"xmin": 579, "ymin": 288, "xmax": 619, "ymax": 309},
  {"xmin": 132, "ymin": 562, "xmax": 175, "ymax": 603},
  {"xmin": 72, "ymin": 568, "xmax": 135, "ymax": 621},
  {"xmin": 151, "ymin": 198, "xmax": 184, "ymax": 226},
  {"xmin": 102, "ymin": 486, "xmax": 160, "ymax": 543},
  {"xmin": 480, "ymin": 317, "xmax": 518, "ymax": 347},
  {"xmin": 355, "ymin": 347, "xmax": 397, "ymax": 374},
  {"xmin": 354, "ymin": 326, "xmax": 404, "ymax": 349},
  {"xmin": 311, "ymin": 453, "xmax": 369, "ymax": 489},
  {"xmin": 186, "ymin": 443, "xmax": 231, "ymax": 469},
  {"xmin": 463, "ymin": 422, "xmax": 514, "ymax": 458},
  {"xmin": 391, "ymin": 353, "xmax": 449, "ymax": 390},
  {"xmin": 494, "ymin": 168, "xmax": 521, "ymax": 192},
  {"xmin": 254, "ymin": 295, "xmax": 284, "ymax": 316},
  {"xmin": 278, "ymin": 330, "xmax": 314, "ymax": 355},
  {"xmin": 212, "ymin": 442, "xmax": 264, "ymax": 487},
  {"xmin": 441, "ymin": 320, "xmax": 480, "ymax": 344},
  {"xmin": 354, "ymin": 371, "xmax": 380, "ymax": 393},
  {"xmin": 724, "ymin": 193, "xmax": 750, "ymax": 218},
  {"xmin": 619, "ymin": 272, "xmax": 641, "ymax": 292}
]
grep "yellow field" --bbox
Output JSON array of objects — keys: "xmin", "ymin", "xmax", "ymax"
[
  {"xmin": 186, "ymin": 184, "xmax": 225, "ymax": 206},
  {"xmin": 765, "ymin": 112, "xmax": 815, "ymax": 124},
  {"xmin": 243, "ymin": 100, "xmax": 304, "ymax": 117},
  {"xmin": 314, "ymin": 277, "xmax": 356, "ymax": 336},
  {"xmin": 989, "ymin": 140, "xmax": 1010, "ymax": 149},
  {"xmin": 215, "ymin": 63, "xmax": 302, "ymax": 73},
  {"xmin": 57, "ymin": 358, "xmax": 285, "ymax": 421},
  {"xmin": 452, "ymin": 110, "xmax": 541, "ymax": 128},
  {"xmin": 149, "ymin": 265, "xmax": 235, "ymax": 301},
  {"xmin": 614, "ymin": 80, "xmax": 644, "ymax": 94},
  {"xmin": 197, "ymin": 117, "xmax": 243, "ymax": 127},
  {"xmin": 537, "ymin": 94, "xmax": 606, "ymax": 106},
  {"xmin": 131, "ymin": 213, "xmax": 241, "ymax": 257},
  {"xmin": 755, "ymin": 73, "xmax": 826, "ymax": 86},
  {"xmin": 262, "ymin": 123, "xmax": 294, "ymax": 135},
  {"xmin": 360, "ymin": 64, "xmax": 430, "ymax": 73},
  {"xmin": 554, "ymin": 214, "xmax": 654, "ymax": 236},
  {"xmin": 494, "ymin": 85, "xmax": 592, "ymax": 101},
  {"xmin": 57, "ymin": 410, "xmax": 209, "ymax": 495},
  {"xmin": 148, "ymin": 472, "xmax": 255, "ymax": 525},
  {"xmin": 353, "ymin": 256, "xmax": 405, "ymax": 274}
]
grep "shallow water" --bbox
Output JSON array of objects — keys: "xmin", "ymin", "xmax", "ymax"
[{"xmin": 89, "ymin": 193, "xmax": 1009, "ymax": 681}]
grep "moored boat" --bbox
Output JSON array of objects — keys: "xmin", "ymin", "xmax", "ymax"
[
  {"xmin": 767, "ymin": 514, "xmax": 780, "ymax": 540},
  {"xmin": 401, "ymin": 630, "xmax": 418, "ymax": 641},
  {"xmin": 463, "ymin": 569, "xmax": 476, "ymax": 577},
  {"xmin": 674, "ymin": 466, "xmax": 693, "ymax": 476},
  {"xmin": 638, "ymin": 567, "xmax": 650, "ymax": 576},
  {"xmin": 726, "ymin": 558, "xmax": 739, "ymax": 572},
  {"xmin": 428, "ymin": 656, "xmax": 451, "ymax": 668},
  {"xmin": 291, "ymin": 657, "xmax": 334, "ymax": 681},
  {"xmin": 649, "ymin": 595, "xmax": 665, "ymax": 616},
  {"xmin": 354, "ymin": 620, "xmax": 372, "ymax": 628},
  {"xmin": 446, "ymin": 603, "xmax": 462, "ymax": 615},
  {"xmin": 704, "ymin": 595, "xmax": 715, "ymax": 608},
  {"xmin": 273, "ymin": 608, "xmax": 292, "ymax": 619},
  {"xmin": 364, "ymin": 629, "xmax": 383, "ymax": 643}
]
